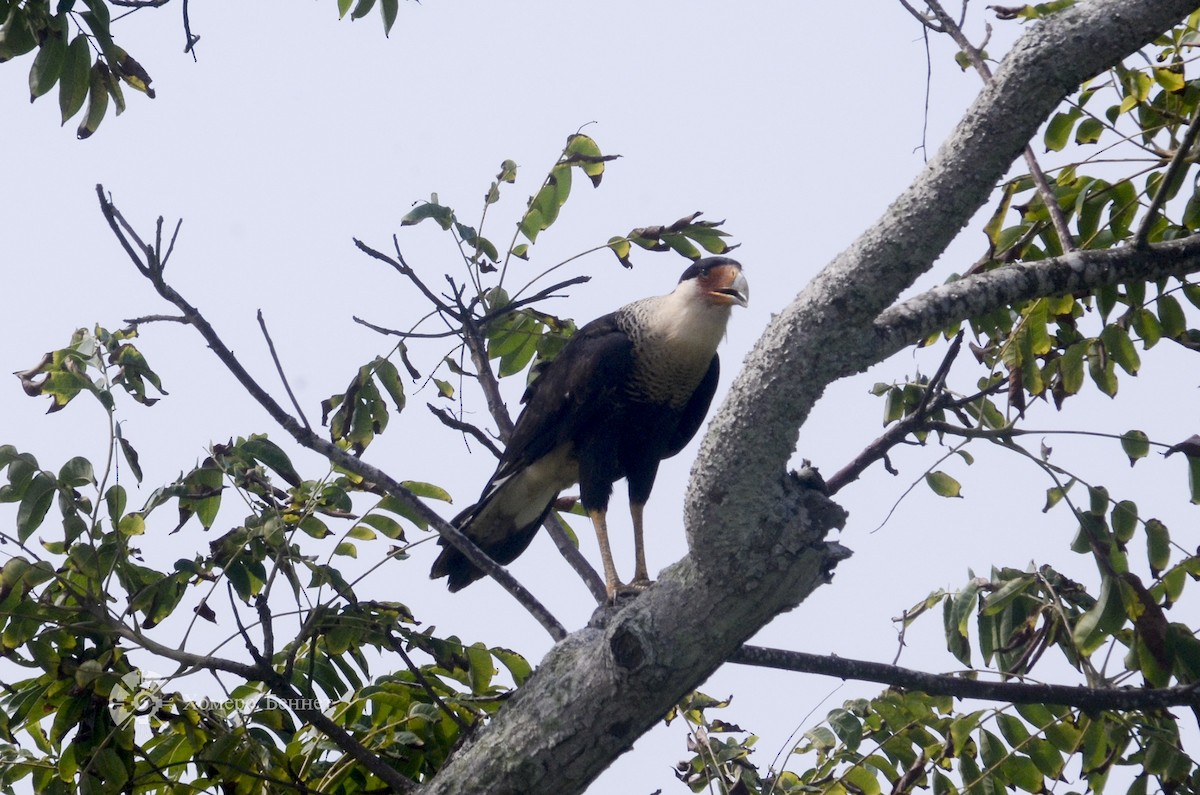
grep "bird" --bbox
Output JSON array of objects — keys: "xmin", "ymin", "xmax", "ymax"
[{"xmin": 430, "ymin": 257, "xmax": 749, "ymax": 600}]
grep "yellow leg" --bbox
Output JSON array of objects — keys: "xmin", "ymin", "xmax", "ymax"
[
  {"xmin": 589, "ymin": 508, "xmax": 623, "ymax": 600},
  {"xmin": 630, "ymin": 502, "xmax": 650, "ymax": 586}
]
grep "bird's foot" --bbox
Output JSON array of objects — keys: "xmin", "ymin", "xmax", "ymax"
[
  {"xmin": 606, "ymin": 579, "xmax": 653, "ymax": 604},
  {"xmin": 628, "ymin": 576, "xmax": 653, "ymax": 591}
]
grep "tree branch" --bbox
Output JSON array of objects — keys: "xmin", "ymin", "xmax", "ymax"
[
  {"xmin": 1134, "ymin": 105, "xmax": 1200, "ymax": 247},
  {"xmin": 426, "ymin": 403, "xmax": 503, "ymax": 457},
  {"xmin": 731, "ymin": 644, "xmax": 1200, "ymax": 712},
  {"xmin": 925, "ymin": 0, "xmax": 1076, "ymax": 252},
  {"xmin": 875, "ymin": 233, "xmax": 1200, "ymax": 350},
  {"xmin": 257, "ymin": 309, "xmax": 312, "ymax": 431},
  {"xmin": 96, "ymin": 185, "xmax": 568, "ymax": 642}
]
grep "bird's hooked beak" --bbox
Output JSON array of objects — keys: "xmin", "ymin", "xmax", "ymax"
[{"xmin": 705, "ymin": 264, "xmax": 750, "ymax": 308}]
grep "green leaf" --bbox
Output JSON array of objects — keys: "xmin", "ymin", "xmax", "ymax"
[
  {"xmin": 58, "ymin": 34, "xmax": 91, "ymax": 124},
  {"xmin": 379, "ymin": 0, "xmax": 398, "ymax": 34},
  {"xmin": 1111, "ymin": 500, "xmax": 1137, "ymax": 543},
  {"xmin": 118, "ymin": 512, "xmax": 145, "ymax": 535},
  {"xmin": 1146, "ymin": 519, "xmax": 1170, "ymax": 577},
  {"xmin": 492, "ymin": 646, "xmax": 532, "ymax": 685},
  {"xmin": 1100, "ymin": 325, "xmax": 1140, "ymax": 375},
  {"xmin": 401, "ymin": 480, "xmax": 451, "ymax": 502},
  {"xmin": 1183, "ymin": 452, "xmax": 1200, "ymax": 504},
  {"xmin": 28, "ymin": 30, "xmax": 66, "ymax": 100},
  {"xmin": 1072, "ymin": 575, "xmax": 1125, "ymax": 653},
  {"xmin": 350, "ymin": 0, "xmax": 376, "ymax": 20},
  {"xmin": 1075, "ymin": 117, "xmax": 1104, "ymax": 144},
  {"xmin": 1043, "ymin": 478, "xmax": 1075, "ymax": 512},
  {"xmin": 1086, "ymin": 340, "xmax": 1118, "ymax": 397},
  {"xmin": 105, "ymin": 484, "xmax": 126, "ymax": 529},
  {"xmin": 1153, "ymin": 65, "xmax": 1185, "ymax": 92},
  {"xmin": 57, "ymin": 456, "xmax": 94, "ymax": 488},
  {"xmin": 1157, "ymin": 294, "xmax": 1187, "ymax": 338},
  {"xmin": 240, "ymin": 436, "xmax": 302, "ymax": 486},
  {"xmin": 467, "ymin": 642, "xmax": 495, "ymax": 694},
  {"xmin": 117, "ymin": 434, "xmax": 143, "ymax": 483},
  {"xmin": 76, "ymin": 62, "xmax": 109, "ymax": 139},
  {"xmin": 358, "ymin": 512, "xmax": 404, "ymax": 540},
  {"xmin": 926, "ymin": 471, "xmax": 962, "ymax": 498},
  {"xmin": 1044, "ymin": 110, "xmax": 1079, "ymax": 152},
  {"xmin": 400, "ymin": 201, "xmax": 454, "ymax": 230},
  {"xmin": 1120, "ymin": 429, "xmax": 1150, "ymax": 465},
  {"xmin": 16, "ymin": 473, "xmax": 55, "ymax": 542},
  {"xmin": 1132, "ymin": 307, "xmax": 1162, "ymax": 348},
  {"xmin": 347, "ymin": 524, "xmax": 376, "ymax": 541}
]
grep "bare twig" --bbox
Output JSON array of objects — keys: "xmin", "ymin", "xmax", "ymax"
[
  {"xmin": 182, "ymin": 0, "xmax": 200, "ymax": 56},
  {"xmin": 898, "ymin": 0, "xmax": 944, "ymax": 30},
  {"xmin": 542, "ymin": 512, "xmax": 607, "ymax": 603},
  {"xmin": 354, "ymin": 237, "xmax": 460, "ymax": 318},
  {"xmin": 427, "ymin": 403, "xmax": 503, "ymax": 458},
  {"xmin": 731, "ymin": 644, "xmax": 1200, "ymax": 712},
  {"xmin": 227, "ymin": 582, "xmax": 267, "ymax": 667},
  {"xmin": 257, "ymin": 309, "xmax": 312, "ymax": 430},
  {"xmin": 1135, "ymin": 106, "xmax": 1200, "ymax": 247},
  {"xmin": 825, "ymin": 333, "xmax": 961, "ymax": 495},
  {"xmin": 352, "ymin": 315, "xmax": 464, "ymax": 340},
  {"xmin": 925, "ymin": 0, "xmax": 1077, "ymax": 252},
  {"xmin": 124, "ymin": 314, "xmax": 189, "ymax": 325},
  {"xmin": 476, "ymin": 275, "xmax": 591, "ymax": 328}
]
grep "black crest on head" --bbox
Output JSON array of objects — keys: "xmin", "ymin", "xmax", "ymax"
[{"xmin": 678, "ymin": 256, "xmax": 742, "ymax": 283}]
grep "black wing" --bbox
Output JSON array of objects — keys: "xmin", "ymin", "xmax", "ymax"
[
  {"xmin": 490, "ymin": 312, "xmax": 635, "ymax": 485},
  {"xmin": 665, "ymin": 353, "xmax": 719, "ymax": 458}
]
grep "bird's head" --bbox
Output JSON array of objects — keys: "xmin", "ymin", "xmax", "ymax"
[{"xmin": 679, "ymin": 257, "xmax": 749, "ymax": 308}]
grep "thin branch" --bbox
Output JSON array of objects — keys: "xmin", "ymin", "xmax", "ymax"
[
  {"xmin": 825, "ymin": 413, "xmax": 926, "ymax": 496},
  {"xmin": 1134, "ymin": 106, "xmax": 1200, "ymax": 247},
  {"xmin": 427, "ymin": 403, "xmax": 503, "ymax": 457},
  {"xmin": 257, "ymin": 309, "xmax": 312, "ymax": 430},
  {"xmin": 925, "ymin": 0, "xmax": 1076, "ymax": 252},
  {"xmin": 898, "ymin": 0, "xmax": 943, "ymax": 31},
  {"xmin": 124, "ymin": 314, "xmax": 189, "ymax": 325},
  {"xmin": 182, "ymin": 0, "xmax": 200, "ymax": 56},
  {"xmin": 267, "ymin": 675, "xmax": 417, "ymax": 793},
  {"xmin": 227, "ymin": 582, "xmax": 267, "ymax": 668},
  {"xmin": 352, "ymin": 315, "xmax": 463, "ymax": 340},
  {"xmin": 354, "ymin": 237, "xmax": 460, "ymax": 318},
  {"xmin": 827, "ymin": 333, "xmax": 961, "ymax": 494},
  {"xmin": 542, "ymin": 510, "xmax": 607, "ymax": 603},
  {"xmin": 96, "ymin": 185, "xmax": 567, "ymax": 642},
  {"xmin": 460, "ymin": 307, "xmax": 515, "ymax": 442},
  {"xmin": 476, "ymin": 275, "xmax": 591, "ymax": 328},
  {"xmin": 385, "ymin": 632, "xmax": 474, "ymax": 734},
  {"xmin": 731, "ymin": 644, "xmax": 1200, "ymax": 712}
]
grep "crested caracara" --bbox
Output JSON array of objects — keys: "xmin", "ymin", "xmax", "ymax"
[{"xmin": 431, "ymin": 257, "xmax": 749, "ymax": 599}]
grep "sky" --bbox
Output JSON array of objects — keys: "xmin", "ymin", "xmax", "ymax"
[{"xmin": 2, "ymin": 1, "xmax": 1198, "ymax": 792}]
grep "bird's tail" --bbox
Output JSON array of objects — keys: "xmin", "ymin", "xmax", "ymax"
[{"xmin": 429, "ymin": 471, "xmax": 559, "ymax": 591}]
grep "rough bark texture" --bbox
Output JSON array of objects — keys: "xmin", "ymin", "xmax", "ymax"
[{"xmin": 424, "ymin": 2, "xmax": 1200, "ymax": 792}]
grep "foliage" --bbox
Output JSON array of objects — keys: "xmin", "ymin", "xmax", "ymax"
[
  {"xmin": 0, "ymin": 127, "xmax": 730, "ymax": 792},
  {"xmin": 671, "ymin": 8, "xmax": 1200, "ymax": 795},
  {"xmin": 0, "ymin": 0, "xmax": 410, "ymax": 138}
]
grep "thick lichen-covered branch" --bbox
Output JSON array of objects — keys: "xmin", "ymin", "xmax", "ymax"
[{"xmin": 874, "ymin": 234, "xmax": 1200, "ymax": 350}]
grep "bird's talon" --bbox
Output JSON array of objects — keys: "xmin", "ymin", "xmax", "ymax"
[{"xmin": 606, "ymin": 580, "xmax": 652, "ymax": 603}]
